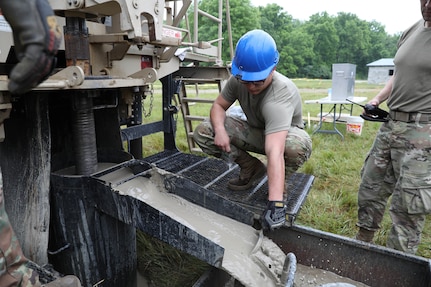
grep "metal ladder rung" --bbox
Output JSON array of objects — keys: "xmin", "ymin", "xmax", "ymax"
[
  {"xmin": 177, "ymin": 75, "xmax": 224, "ymax": 153},
  {"xmin": 184, "ymin": 115, "xmax": 207, "ymax": 121},
  {"xmin": 181, "ymin": 78, "xmax": 223, "ymax": 84},
  {"xmin": 181, "ymin": 98, "xmax": 214, "ymax": 103},
  {"xmin": 190, "ymin": 147, "xmax": 202, "ymax": 153}
]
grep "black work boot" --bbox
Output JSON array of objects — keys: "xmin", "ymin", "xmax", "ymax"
[
  {"xmin": 228, "ymin": 150, "xmax": 266, "ymax": 191},
  {"xmin": 355, "ymin": 227, "xmax": 375, "ymax": 243},
  {"xmin": 1, "ymin": 0, "xmax": 62, "ymax": 94}
]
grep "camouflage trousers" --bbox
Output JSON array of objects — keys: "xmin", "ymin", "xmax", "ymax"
[
  {"xmin": 0, "ymin": 186, "xmax": 41, "ymax": 286},
  {"xmin": 357, "ymin": 119, "xmax": 431, "ymax": 254},
  {"xmin": 193, "ymin": 116, "xmax": 312, "ymax": 178}
]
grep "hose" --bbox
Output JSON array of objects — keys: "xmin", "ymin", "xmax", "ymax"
[{"xmin": 280, "ymin": 252, "xmax": 297, "ymax": 287}]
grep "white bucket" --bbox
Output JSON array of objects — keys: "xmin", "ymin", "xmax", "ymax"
[{"xmin": 346, "ymin": 116, "xmax": 364, "ymax": 136}]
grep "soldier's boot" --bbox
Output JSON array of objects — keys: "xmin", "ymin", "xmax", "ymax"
[
  {"xmin": 43, "ymin": 275, "xmax": 82, "ymax": 287},
  {"xmin": 228, "ymin": 150, "xmax": 266, "ymax": 191},
  {"xmin": 1, "ymin": 0, "xmax": 62, "ymax": 94},
  {"xmin": 355, "ymin": 227, "xmax": 375, "ymax": 243}
]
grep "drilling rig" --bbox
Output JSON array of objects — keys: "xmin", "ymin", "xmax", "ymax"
[
  {"xmin": 0, "ymin": 1, "xmax": 430, "ymax": 287},
  {"xmin": 0, "ymin": 0, "xmax": 232, "ymax": 285}
]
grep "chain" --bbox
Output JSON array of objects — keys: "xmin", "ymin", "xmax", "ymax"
[{"xmin": 142, "ymin": 84, "xmax": 154, "ymax": 118}]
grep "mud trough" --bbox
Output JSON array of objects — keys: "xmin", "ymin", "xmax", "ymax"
[{"xmin": 48, "ymin": 150, "xmax": 431, "ymax": 287}]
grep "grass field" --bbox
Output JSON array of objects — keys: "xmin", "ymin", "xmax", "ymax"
[{"xmin": 136, "ymin": 78, "xmax": 431, "ymax": 285}]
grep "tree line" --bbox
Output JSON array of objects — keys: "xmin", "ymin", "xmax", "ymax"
[{"xmin": 194, "ymin": 0, "xmax": 402, "ymax": 79}]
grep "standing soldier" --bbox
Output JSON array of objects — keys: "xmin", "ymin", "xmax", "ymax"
[{"xmin": 356, "ymin": 0, "xmax": 431, "ymax": 254}]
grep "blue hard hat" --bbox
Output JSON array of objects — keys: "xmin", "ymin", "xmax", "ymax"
[{"xmin": 231, "ymin": 30, "xmax": 279, "ymax": 81}]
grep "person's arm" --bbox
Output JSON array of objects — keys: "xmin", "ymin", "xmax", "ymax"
[
  {"xmin": 265, "ymin": 130, "xmax": 288, "ymax": 201},
  {"xmin": 210, "ymin": 94, "xmax": 233, "ymax": 153},
  {"xmin": 369, "ymin": 76, "xmax": 393, "ymax": 106}
]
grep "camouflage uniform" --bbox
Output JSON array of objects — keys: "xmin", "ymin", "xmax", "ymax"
[
  {"xmin": 193, "ymin": 116, "xmax": 312, "ymax": 179},
  {"xmin": 357, "ymin": 122, "xmax": 395, "ymax": 234},
  {"xmin": 358, "ymin": 119, "xmax": 431, "ymax": 254},
  {"xmin": 386, "ymin": 119, "xmax": 431, "ymax": 253},
  {"xmin": 357, "ymin": 16, "xmax": 431, "ymax": 254},
  {"xmin": 0, "ymin": 177, "xmax": 42, "ymax": 286}
]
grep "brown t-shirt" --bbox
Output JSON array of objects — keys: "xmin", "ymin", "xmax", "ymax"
[
  {"xmin": 388, "ymin": 20, "xmax": 431, "ymax": 113},
  {"xmin": 221, "ymin": 71, "xmax": 304, "ymax": 134}
]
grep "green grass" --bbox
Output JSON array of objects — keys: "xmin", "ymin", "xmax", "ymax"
[
  {"xmin": 137, "ymin": 232, "xmax": 209, "ymax": 286},
  {"xmin": 135, "ymin": 79, "xmax": 431, "ymax": 282}
]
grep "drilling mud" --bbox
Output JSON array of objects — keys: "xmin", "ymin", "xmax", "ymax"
[
  {"xmin": 294, "ymin": 264, "xmax": 369, "ymax": 287},
  {"xmin": 103, "ymin": 166, "xmax": 369, "ymax": 287},
  {"xmin": 113, "ymin": 167, "xmax": 284, "ymax": 286}
]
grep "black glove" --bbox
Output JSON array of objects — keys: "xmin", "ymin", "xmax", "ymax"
[
  {"xmin": 360, "ymin": 104, "xmax": 389, "ymax": 122},
  {"xmin": 3, "ymin": 0, "xmax": 62, "ymax": 94},
  {"xmin": 261, "ymin": 201, "xmax": 287, "ymax": 231}
]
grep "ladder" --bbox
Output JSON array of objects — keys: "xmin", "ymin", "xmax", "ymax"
[
  {"xmin": 169, "ymin": 0, "xmax": 234, "ymax": 153},
  {"xmin": 177, "ymin": 77, "xmax": 223, "ymax": 153}
]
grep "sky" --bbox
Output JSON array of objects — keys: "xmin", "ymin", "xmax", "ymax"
[{"xmin": 249, "ymin": 0, "xmax": 421, "ymax": 35}]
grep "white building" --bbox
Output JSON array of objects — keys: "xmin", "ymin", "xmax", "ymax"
[{"xmin": 366, "ymin": 58, "xmax": 394, "ymax": 84}]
